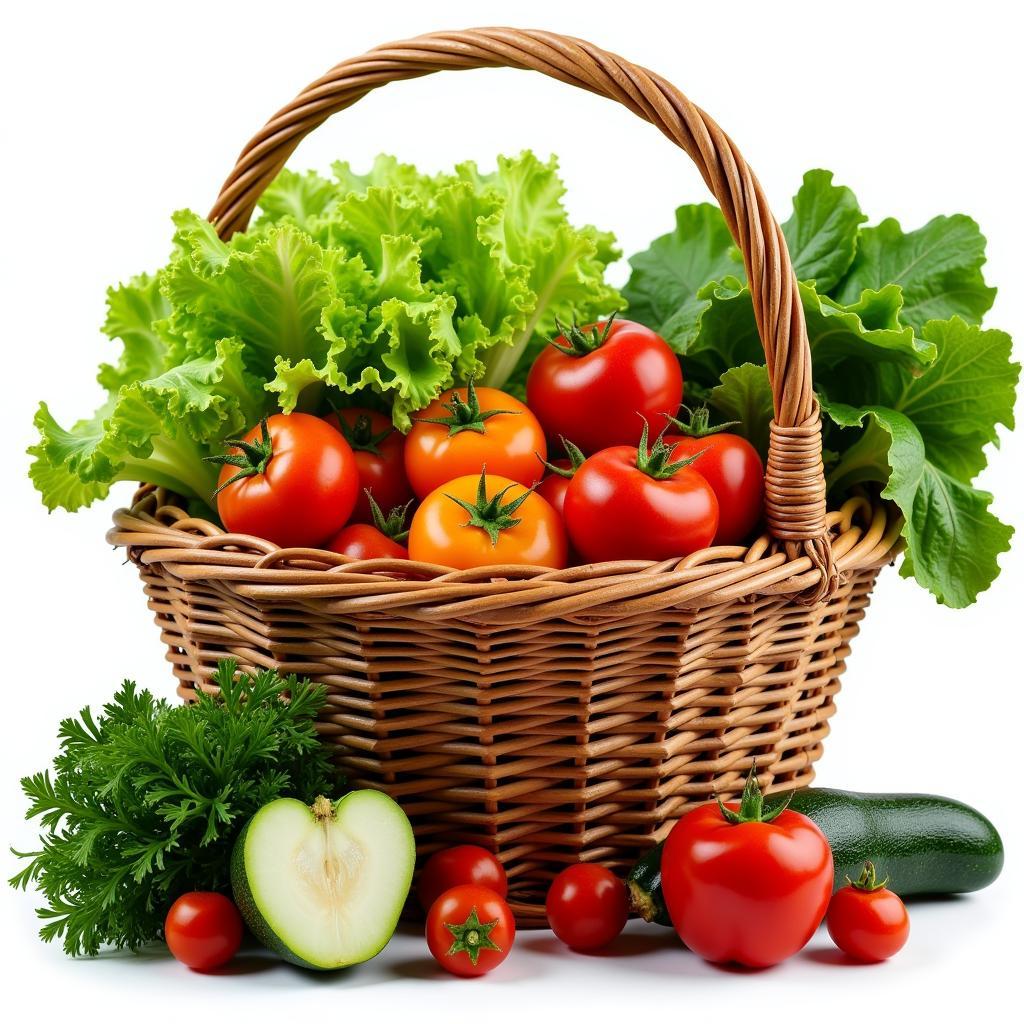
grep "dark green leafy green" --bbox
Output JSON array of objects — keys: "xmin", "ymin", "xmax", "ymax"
[
  {"xmin": 624, "ymin": 169, "xmax": 1016, "ymax": 605},
  {"xmin": 9, "ymin": 662, "xmax": 336, "ymax": 956}
]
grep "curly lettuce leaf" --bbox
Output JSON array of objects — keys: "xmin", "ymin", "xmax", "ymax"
[{"xmin": 834, "ymin": 215, "xmax": 996, "ymax": 330}]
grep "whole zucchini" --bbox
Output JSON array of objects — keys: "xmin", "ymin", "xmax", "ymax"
[
  {"xmin": 627, "ymin": 788, "xmax": 1003, "ymax": 922},
  {"xmin": 787, "ymin": 788, "xmax": 1003, "ymax": 895}
]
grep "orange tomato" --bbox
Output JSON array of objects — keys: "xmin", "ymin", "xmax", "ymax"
[
  {"xmin": 408, "ymin": 471, "xmax": 567, "ymax": 570},
  {"xmin": 405, "ymin": 382, "xmax": 546, "ymax": 499}
]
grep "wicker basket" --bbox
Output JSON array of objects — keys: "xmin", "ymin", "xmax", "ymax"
[{"xmin": 108, "ymin": 28, "xmax": 903, "ymax": 924}]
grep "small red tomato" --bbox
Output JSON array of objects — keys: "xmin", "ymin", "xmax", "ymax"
[
  {"xmin": 546, "ymin": 864, "xmax": 629, "ymax": 951},
  {"xmin": 323, "ymin": 406, "xmax": 412, "ymax": 523},
  {"xmin": 426, "ymin": 884, "xmax": 515, "ymax": 977},
  {"xmin": 405, "ymin": 379, "xmax": 546, "ymax": 499},
  {"xmin": 535, "ymin": 437, "xmax": 587, "ymax": 518},
  {"xmin": 563, "ymin": 423, "xmax": 719, "ymax": 563},
  {"xmin": 665, "ymin": 407, "xmax": 764, "ymax": 545},
  {"xmin": 827, "ymin": 862, "xmax": 910, "ymax": 962},
  {"xmin": 418, "ymin": 845, "xmax": 509, "ymax": 913},
  {"xmin": 164, "ymin": 891, "xmax": 243, "ymax": 971},
  {"xmin": 210, "ymin": 414, "xmax": 358, "ymax": 548},
  {"xmin": 527, "ymin": 315, "xmax": 683, "ymax": 454},
  {"xmin": 661, "ymin": 767, "xmax": 834, "ymax": 968},
  {"xmin": 326, "ymin": 492, "xmax": 411, "ymax": 560}
]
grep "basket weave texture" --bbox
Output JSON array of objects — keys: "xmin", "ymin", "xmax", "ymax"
[{"xmin": 108, "ymin": 28, "xmax": 903, "ymax": 924}]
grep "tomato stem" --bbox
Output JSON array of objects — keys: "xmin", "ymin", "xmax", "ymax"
[
  {"xmin": 717, "ymin": 763, "xmax": 793, "ymax": 825},
  {"xmin": 635, "ymin": 419, "xmax": 706, "ymax": 481},
  {"xmin": 665, "ymin": 405, "xmax": 740, "ymax": 438},
  {"xmin": 549, "ymin": 311, "xmax": 620, "ymax": 356},
  {"xmin": 366, "ymin": 490, "xmax": 413, "ymax": 543},
  {"xmin": 413, "ymin": 378, "xmax": 520, "ymax": 436},
  {"xmin": 334, "ymin": 411, "xmax": 394, "ymax": 454},
  {"xmin": 849, "ymin": 860, "xmax": 890, "ymax": 892},
  {"xmin": 445, "ymin": 467, "xmax": 537, "ymax": 546},
  {"xmin": 205, "ymin": 417, "xmax": 275, "ymax": 497},
  {"xmin": 537, "ymin": 435, "xmax": 586, "ymax": 479},
  {"xmin": 444, "ymin": 907, "xmax": 503, "ymax": 966}
]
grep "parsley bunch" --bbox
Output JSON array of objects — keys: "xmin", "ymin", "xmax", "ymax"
[{"xmin": 10, "ymin": 661, "xmax": 337, "ymax": 956}]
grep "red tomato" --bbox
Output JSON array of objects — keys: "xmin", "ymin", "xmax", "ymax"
[
  {"xmin": 405, "ymin": 380, "xmax": 546, "ymax": 499},
  {"xmin": 661, "ymin": 769, "xmax": 833, "ymax": 968},
  {"xmin": 322, "ymin": 406, "xmax": 412, "ymax": 523},
  {"xmin": 164, "ymin": 891, "xmax": 243, "ymax": 971},
  {"xmin": 211, "ymin": 414, "xmax": 358, "ymax": 548},
  {"xmin": 546, "ymin": 864, "xmax": 629, "ymax": 951},
  {"xmin": 527, "ymin": 315, "xmax": 683, "ymax": 454},
  {"xmin": 666, "ymin": 432, "xmax": 764, "ymax": 545},
  {"xmin": 563, "ymin": 425, "xmax": 718, "ymax": 562},
  {"xmin": 417, "ymin": 845, "xmax": 509, "ymax": 913},
  {"xmin": 827, "ymin": 862, "xmax": 910, "ymax": 962},
  {"xmin": 327, "ymin": 523, "xmax": 408, "ymax": 560},
  {"xmin": 326, "ymin": 492, "xmax": 411, "ymax": 559},
  {"xmin": 535, "ymin": 437, "xmax": 586, "ymax": 518},
  {"xmin": 426, "ymin": 884, "xmax": 515, "ymax": 977},
  {"xmin": 408, "ymin": 470, "xmax": 568, "ymax": 570}
]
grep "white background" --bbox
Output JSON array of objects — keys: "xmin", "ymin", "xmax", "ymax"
[{"xmin": 1, "ymin": 2, "xmax": 1021, "ymax": 1021}]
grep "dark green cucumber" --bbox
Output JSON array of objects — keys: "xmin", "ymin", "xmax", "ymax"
[
  {"xmin": 627, "ymin": 844, "xmax": 673, "ymax": 926},
  {"xmin": 787, "ymin": 788, "xmax": 1003, "ymax": 895},
  {"xmin": 627, "ymin": 788, "xmax": 1003, "ymax": 920}
]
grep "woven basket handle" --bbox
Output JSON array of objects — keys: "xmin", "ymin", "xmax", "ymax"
[{"xmin": 208, "ymin": 27, "xmax": 836, "ymax": 598}]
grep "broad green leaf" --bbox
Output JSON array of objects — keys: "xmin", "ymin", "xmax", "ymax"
[
  {"xmin": 708, "ymin": 363, "xmax": 774, "ymax": 460},
  {"xmin": 623, "ymin": 204, "xmax": 740, "ymax": 350},
  {"xmin": 783, "ymin": 169, "xmax": 866, "ymax": 291},
  {"xmin": 834, "ymin": 215, "xmax": 996, "ymax": 330}
]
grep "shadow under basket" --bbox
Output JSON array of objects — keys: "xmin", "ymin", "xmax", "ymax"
[{"xmin": 106, "ymin": 27, "xmax": 905, "ymax": 924}]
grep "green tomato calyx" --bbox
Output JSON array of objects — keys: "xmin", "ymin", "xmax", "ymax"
[
  {"xmin": 445, "ymin": 906, "xmax": 503, "ymax": 966},
  {"xmin": 445, "ymin": 467, "xmax": 536, "ymax": 547},
  {"xmin": 206, "ymin": 417, "xmax": 275, "ymax": 497},
  {"xmin": 635, "ymin": 419, "xmax": 705, "ymax": 481},
  {"xmin": 414, "ymin": 378, "xmax": 520, "ymax": 437},
  {"xmin": 717, "ymin": 763, "xmax": 793, "ymax": 825},
  {"xmin": 550, "ymin": 311, "xmax": 620, "ymax": 356}
]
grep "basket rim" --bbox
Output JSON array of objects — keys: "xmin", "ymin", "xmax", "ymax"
[{"xmin": 109, "ymin": 488, "xmax": 902, "ymax": 625}]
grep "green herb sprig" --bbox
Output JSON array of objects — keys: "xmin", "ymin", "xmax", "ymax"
[{"xmin": 9, "ymin": 661, "xmax": 336, "ymax": 956}]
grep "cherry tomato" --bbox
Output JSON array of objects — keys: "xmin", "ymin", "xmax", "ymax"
[
  {"xmin": 164, "ymin": 891, "xmax": 243, "ymax": 971},
  {"xmin": 563, "ymin": 424, "xmax": 718, "ymax": 563},
  {"xmin": 546, "ymin": 864, "xmax": 629, "ymax": 951},
  {"xmin": 535, "ymin": 437, "xmax": 586, "ymax": 518},
  {"xmin": 661, "ymin": 768, "xmax": 834, "ymax": 968},
  {"xmin": 418, "ymin": 845, "xmax": 509, "ymax": 913},
  {"xmin": 527, "ymin": 315, "xmax": 683, "ymax": 454},
  {"xmin": 665, "ymin": 409, "xmax": 764, "ymax": 545},
  {"xmin": 426, "ymin": 884, "xmax": 515, "ymax": 977},
  {"xmin": 323, "ymin": 406, "xmax": 412, "ymax": 523},
  {"xmin": 827, "ymin": 862, "xmax": 910, "ymax": 962},
  {"xmin": 211, "ymin": 414, "xmax": 358, "ymax": 548},
  {"xmin": 408, "ymin": 469, "xmax": 568, "ymax": 570},
  {"xmin": 326, "ymin": 493, "xmax": 411, "ymax": 559},
  {"xmin": 405, "ymin": 380, "xmax": 546, "ymax": 499}
]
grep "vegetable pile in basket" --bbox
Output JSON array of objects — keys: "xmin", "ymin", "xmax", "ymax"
[{"xmin": 29, "ymin": 156, "xmax": 1017, "ymax": 604}]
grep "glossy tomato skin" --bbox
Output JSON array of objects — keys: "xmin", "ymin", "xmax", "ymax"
[
  {"xmin": 417, "ymin": 845, "xmax": 508, "ymax": 913},
  {"xmin": 323, "ymin": 407, "xmax": 412, "ymax": 523},
  {"xmin": 667, "ymin": 433, "xmax": 764, "ymax": 545},
  {"xmin": 535, "ymin": 461, "xmax": 573, "ymax": 518},
  {"xmin": 326, "ymin": 523, "xmax": 408, "ymax": 560},
  {"xmin": 405, "ymin": 387, "xmax": 546, "ymax": 499},
  {"xmin": 426, "ymin": 884, "xmax": 515, "ymax": 977},
  {"xmin": 408, "ymin": 474, "xmax": 568, "ymax": 570},
  {"xmin": 527, "ymin": 319, "xmax": 683, "ymax": 454},
  {"xmin": 661, "ymin": 803, "xmax": 833, "ymax": 968},
  {"xmin": 563, "ymin": 447, "xmax": 718, "ymax": 562},
  {"xmin": 164, "ymin": 892, "xmax": 243, "ymax": 971},
  {"xmin": 546, "ymin": 864, "xmax": 629, "ymax": 951},
  {"xmin": 216, "ymin": 414, "xmax": 358, "ymax": 548},
  {"xmin": 827, "ymin": 883, "xmax": 910, "ymax": 962}
]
